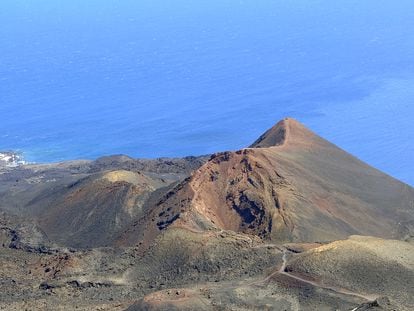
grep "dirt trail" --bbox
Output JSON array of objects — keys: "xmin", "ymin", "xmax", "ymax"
[
  {"xmin": 181, "ymin": 236, "xmax": 378, "ymax": 304},
  {"xmin": 279, "ymin": 249, "xmax": 288, "ymax": 273},
  {"xmin": 270, "ymin": 249, "xmax": 378, "ymax": 302}
]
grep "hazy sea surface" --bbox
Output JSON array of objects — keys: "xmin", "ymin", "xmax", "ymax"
[{"xmin": 0, "ymin": 0, "xmax": 413, "ymax": 185}]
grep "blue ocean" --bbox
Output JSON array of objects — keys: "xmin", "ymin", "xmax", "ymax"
[{"xmin": 0, "ymin": 1, "xmax": 413, "ymax": 185}]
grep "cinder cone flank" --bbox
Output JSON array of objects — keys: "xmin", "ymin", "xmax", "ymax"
[{"xmin": 120, "ymin": 118, "xmax": 414, "ymax": 245}]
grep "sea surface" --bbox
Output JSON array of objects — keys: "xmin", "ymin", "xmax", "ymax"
[{"xmin": 0, "ymin": 1, "xmax": 413, "ymax": 185}]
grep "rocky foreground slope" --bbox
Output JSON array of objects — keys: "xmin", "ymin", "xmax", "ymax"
[{"xmin": 0, "ymin": 118, "xmax": 413, "ymax": 310}]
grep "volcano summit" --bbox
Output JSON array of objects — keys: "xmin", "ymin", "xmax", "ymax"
[{"xmin": 0, "ymin": 119, "xmax": 413, "ymax": 310}]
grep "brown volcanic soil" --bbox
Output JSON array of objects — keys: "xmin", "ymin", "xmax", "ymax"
[
  {"xmin": 36, "ymin": 170, "xmax": 162, "ymax": 248},
  {"xmin": 121, "ymin": 118, "xmax": 414, "ymax": 246},
  {"xmin": 0, "ymin": 118, "xmax": 413, "ymax": 310},
  {"xmin": 0, "ymin": 227, "xmax": 284, "ymax": 310},
  {"xmin": 0, "ymin": 155, "xmax": 207, "ymax": 248},
  {"xmin": 285, "ymin": 235, "xmax": 414, "ymax": 310},
  {"xmin": 129, "ymin": 236, "xmax": 412, "ymax": 311}
]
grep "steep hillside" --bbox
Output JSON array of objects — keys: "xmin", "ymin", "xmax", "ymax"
[
  {"xmin": 121, "ymin": 118, "xmax": 414, "ymax": 245},
  {"xmin": 0, "ymin": 156, "xmax": 207, "ymax": 248},
  {"xmin": 1, "ymin": 118, "xmax": 414, "ymax": 310},
  {"xmin": 33, "ymin": 170, "xmax": 160, "ymax": 248}
]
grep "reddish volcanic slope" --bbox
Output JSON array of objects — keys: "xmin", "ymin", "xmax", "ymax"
[
  {"xmin": 2, "ymin": 118, "xmax": 414, "ymax": 311},
  {"xmin": 121, "ymin": 118, "xmax": 414, "ymax": 245}
]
